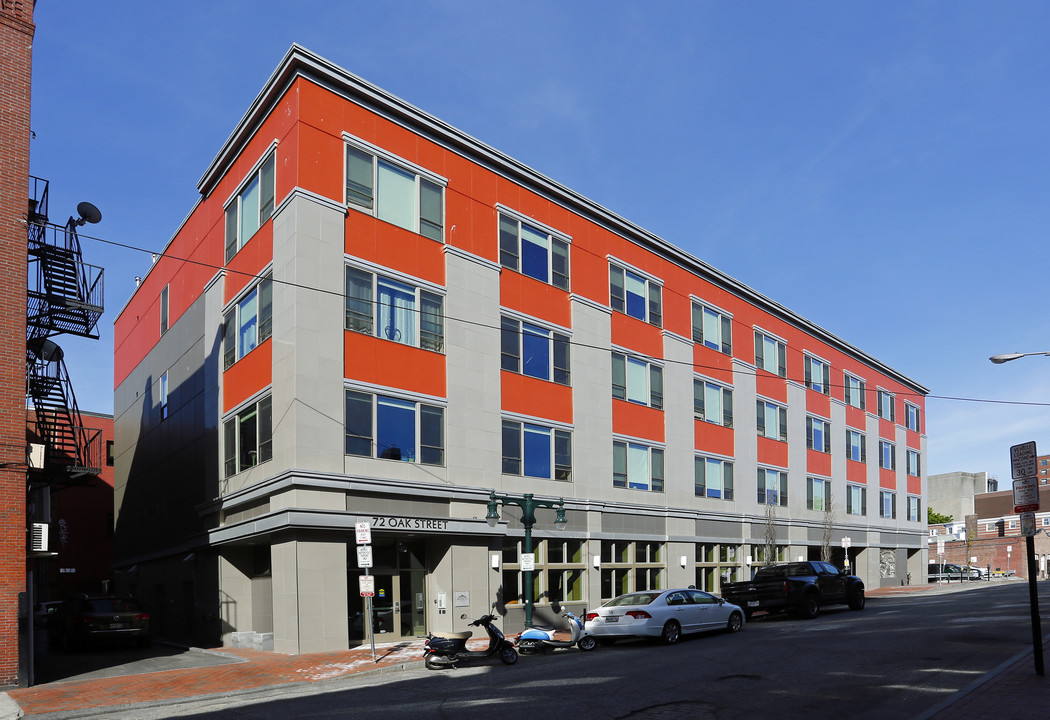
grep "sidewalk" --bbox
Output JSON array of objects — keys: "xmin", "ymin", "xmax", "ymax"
[{"xmin": 0, "ymin": 580, "xmax": 1043, "ymax": 719}]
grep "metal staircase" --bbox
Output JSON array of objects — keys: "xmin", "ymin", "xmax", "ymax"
[{"xmin": 25, "ymin": 176, "xmax": 105, "ymax": 482}]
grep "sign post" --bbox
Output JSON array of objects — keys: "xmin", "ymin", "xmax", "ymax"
[
  {"xmin": 1008, "ymin": 442, "xmax": 1044, "ymax": 676},
  {"xmin": 356, "ymin": 522, "xmax": 376, "ymax": 661}
]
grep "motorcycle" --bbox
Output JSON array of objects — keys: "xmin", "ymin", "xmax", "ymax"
[
  {"xmin": 423, "ymin": 613, "xmax": 518, "ymax": 669},
  {"xmin": 515, "ymin": 611, "xmax": 597, "ymax": 654}
]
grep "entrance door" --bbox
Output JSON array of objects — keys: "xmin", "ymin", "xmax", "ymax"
[{"xmin": 348, "ymin": 539, "xmax": 427, "ymax": 644}]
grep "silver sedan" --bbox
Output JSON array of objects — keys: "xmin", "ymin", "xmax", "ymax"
[{"xmin": 584, "ymin": 588, "xmax": 745, "ymax": 644}]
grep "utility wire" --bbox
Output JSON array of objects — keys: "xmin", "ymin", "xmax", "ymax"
[{"xmin": 76, "ymin": 229, "xmax": 1050, "ymax": 409}]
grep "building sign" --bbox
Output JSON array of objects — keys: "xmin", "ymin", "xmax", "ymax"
[
  {"xmin": 1010, "ymin": 441, "xmax": 1037, "ymax": 480},
  {"xmin": 355, "ymin": 521, "xmax": 371, "ymax": 545},
  {"xmin": 520, "ymin": 553, "xmax": 535, "ymax": 571},
  {"xmin": 369, "ymin": 516, "xmax": 450, "ymax": 531},
  {"xmin": 1013, "ymin": 477, "xmax": 1040, "ymax": 514},
  {"xmin": 359, "ymin": 574, "xmax": 374, "ymax": 597}
]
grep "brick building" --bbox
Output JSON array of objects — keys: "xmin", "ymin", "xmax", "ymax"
[{"xmin": 114, "ymin": 46, "xmax": 929, "ymax": 653}]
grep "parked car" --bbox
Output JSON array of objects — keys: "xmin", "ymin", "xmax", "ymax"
[
  {"xmin": 54, "ymin": 594, "xmax": 151, "ymax": 649},
  {"xmin": 928, "ymin": 563, "xmax": 980, "ymax": 581},
  {"xmin": 719, "ymin": 561, "xmax": 865, "ymax": 620},
  {"xmin": 584, "ymin": 588, "xmax": 745, "ymax": 644}
]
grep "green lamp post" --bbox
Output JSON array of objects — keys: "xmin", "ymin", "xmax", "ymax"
[{"xmin": 486, "ymin": 491, "xmax": 567, "ymax": 628}]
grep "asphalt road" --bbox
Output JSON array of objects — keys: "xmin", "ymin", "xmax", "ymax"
[{"xmin": 45, "ymin": 581, "xmax": 1050, "ymax": 720}]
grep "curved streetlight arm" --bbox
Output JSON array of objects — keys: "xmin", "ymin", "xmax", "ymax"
[{"xmin": 989, "ymin": 351, "xmax": 1050, "ymax": 364}]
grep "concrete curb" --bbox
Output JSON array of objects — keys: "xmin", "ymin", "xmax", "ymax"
[{"xmin": 0, "ymin": 692, "xmax": 22, "ymax": 720}]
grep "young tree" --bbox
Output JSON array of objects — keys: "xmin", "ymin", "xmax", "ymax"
[
  {"xmin": 820, "ymin": 497, "xmax": 837, "ymax": 563},
  {"xmin": 928, "ymin": 507, "xmax": 953, "ymax": 525},
  {"xmin": 764, "ymin": 499, "xmax": 778, "ymax": 566}
]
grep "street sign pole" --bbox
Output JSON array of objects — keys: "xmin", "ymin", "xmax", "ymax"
[{"xmin": 1008, "ymin": 441, "xmax": 1043, "ymax": 676}]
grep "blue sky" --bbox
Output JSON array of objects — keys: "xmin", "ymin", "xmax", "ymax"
[{"xmin": 28, "ymin": 1, "xmax": 1050, "ymax": 489}]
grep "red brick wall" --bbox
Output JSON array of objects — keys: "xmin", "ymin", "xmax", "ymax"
[{"xmin": 0, "ymin": 0, "xmax": 35, "ymax": 687}]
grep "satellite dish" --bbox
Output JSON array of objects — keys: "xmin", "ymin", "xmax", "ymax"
[{"xmin": 76, "ymin": 201, "xmax": 102, "ymax": 225}]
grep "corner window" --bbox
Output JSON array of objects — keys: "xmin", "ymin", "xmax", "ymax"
[
  {"xmin": 502, "ymin": 317, "xmax": 570, "ymax": 385},
  {"xmin": 223, "ymin": 274, "xmax": 273, "ymax": 369},
  {"xmin": 345, "ymin": 267, "xmax": 444, "ymax": 352},
  {"xmin": 846, "ymin": 484, "xmax": 867, "ymax": 516},
  {"xmin": 613, "ymin": 352, "xmax": 662, "ymax": 408},
  {"xmin": 225, "ymin": 152, "xmax": 276, "ymax": 263},
  {"xmin": 806, "ymin": 416, "xmax": 831, "ymax": 453},
  {"xmin": 877, "ymin": 389, "xmax": 895, "ymax": 422},
  {"xmin": 804, "ymin": 355, "xmax": 830, "ymax": 395},
  {"xmin": 847, "ymin": 429, "xmax": 867, "ymax": 462},
  {"xmin": 613, "ymin": 441, "xmax": 663, "ymax": 492},
  {"xmin": 694, "ymin": 379, "xmax": 733, "ymax": 427},
  {"xmin": 879, "ymin": 440, "xmax": 896, "ymax": 471},
  {"xmin": 345, "ymin": 390, "xmax": 445, "ymax": 465},
  {"xmin": 844, "ymin": 373, "xmax": 866, "ymax": 410},
  {"xmin": 907, "ymin": 449, "xmax": 921, "ymax": 477},
  {"xmin": 691, "ymin": 302, "xmax": 732, "ymax": 354},
  {"xmin": 160, "ymin": 285, "xmax": 169, "ymax": 335},
  {"xmin": 880, "ymin": 491, "xmax": 897, "ymax": 519},
  {"xmin": 106, "ymin": 440, "xmax": 115, "ymax": 466},
  {"xmin": 224, "ymin": 396, "xmax": 273, "ymax": 477},
  {"xmin": 695, "ymin": 457, "xmax": 733, "ymax": 500},
  {"xmin": 754, "ymin": 330, "xmax": 786, "ymax": 377},
  {"xmin": 807, "ymin": 477, "xmax": 832, "ymax": 511},
  {"xmin": 905, "ymin": 403, "xmax": 921, "ymax": 433},
  {"xmin": 757, "ymin": 400, "xmax": 787, "ymax": 441},
  {"xmin": 498, "ymin": 211, "xmax": 570, "ymax": 290},
  {"xmin": 345, "ymin": 141, "xmax": 444, "ymax": 241},
  {"xmin": 502, "ymin": 420, "xmax": 571, "ymax": 481},
  {"xmin": 758, "ymin": 468, "xmax": 788, "ymax": 506},
  {"xmin": 610, "ymin": 263, "xmax": 661, "ymax": 327}
]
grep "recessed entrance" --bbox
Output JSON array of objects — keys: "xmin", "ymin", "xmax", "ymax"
[{"xmin": 348, "ymin": 537, "xmax": 427, "ymax": 643}]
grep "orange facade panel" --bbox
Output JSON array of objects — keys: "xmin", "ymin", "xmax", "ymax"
[
  {"xmin": 610, "ymin": 313, "xmax": 663, "ymax": 359},
  {"xmin": 224, "ymin": 224, "xmax": 274, "ymax": 304},
  {"xmin": 344, "ymin": 332, "xmax": 446, "ymax": 399},
  {"xmin": 499, "ymin": 271, "xmax": 571, "ymax": 328},
  {"xmin": 695, "ymin": 421, "xmax": 733, "ymax": 457},
  {"xmin": 844, "ymin": 405, "xmax": 867, "ymax": 430},
  {"xmin": 878, "ymin": 418, "xmax": 896, "ymax": 441},
  {"xmin": 501, "ymin": 372, "xmax": 573, "ymax": 425},
  {"xmin": 907, "ymin": 476, "xmax": 922, "ymax": 495},
  {"xmin": 612, "ymin": 401, "xmax": 665, "ymax": 444},
  {"xmin": 757, "ymin": 436, "xmax": 788, "ymax": 467},
  {"xmin": 344, "ymin": 213, "xmax": 446, "ymax": 288},
  {"xmin": 906, "ymin": 428, "xmax": 921, "ymax": 449},
  {"xmin": 806, "ymin": 390, "xmax": 831, "ymax": 418},
  {"xmin": 693, "ymin": 346, "xmax": 733, "ymax": 385},
  {"xmin": 879, "ymin": 468, "xmax": 897, "ymax": 490},
  {"xmin": 807, "ymin": 449, "xmax": 832, "ymax": 477},
  {"xmin": 755, "ymin": 371, "xmax": 787, "ymax": 404},
  {"xmin": 846, "ymin": 459, "xmax": 867, "ymax": 485},
  {"xmin": 223, "ymin": 340, "xmax": 272, "ymax": 411}
]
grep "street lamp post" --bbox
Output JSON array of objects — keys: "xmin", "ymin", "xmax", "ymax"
[
  {"xmin": 486, "ymin": 491, "xmax": 567, "ymax": 628},
  {"xmin": 989, "ymin": 351, "xmax": 1046, "ymax": 676}
]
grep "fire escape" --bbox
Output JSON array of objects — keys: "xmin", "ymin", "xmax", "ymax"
[{"xmin": 26, "ymin": 176, "xmax": 105, "ymax": 482}]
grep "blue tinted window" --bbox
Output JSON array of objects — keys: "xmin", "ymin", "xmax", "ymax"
[
  {"xmin": 377, "ymin": 396, "xmax": 416, "ymax": 461},
  {"xmin": 521, "ymin": 323, "xmax": 550, "ymax": 380},
  {"xmin": 523, "ymin": 424, "xmax": 552, "ymax": 478},
  {"xmin": 520, "ymin": 224, "xmax": 550, "ymax": 283},
  {"xmin": 624, "ymin": 270, "xmax": 647, "ymax": 320}
]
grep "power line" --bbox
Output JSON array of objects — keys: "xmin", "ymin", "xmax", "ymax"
[{"xmin": 78, "ymin": 229, "xmax": 1048, "ymax": 409}]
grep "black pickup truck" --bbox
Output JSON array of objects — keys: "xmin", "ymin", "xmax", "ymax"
[{"xmin": 719, "ymin": 561, "xmax": 865, "ymax": 620}]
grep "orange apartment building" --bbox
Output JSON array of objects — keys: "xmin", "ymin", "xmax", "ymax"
[{"xmin": 113, "ymin": 46, "xmax": 929, "ymax": 652}]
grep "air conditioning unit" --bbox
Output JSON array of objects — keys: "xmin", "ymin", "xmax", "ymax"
[{"xmin": 30, "ymin": 523, "xmax": 48, "ymax": 552}]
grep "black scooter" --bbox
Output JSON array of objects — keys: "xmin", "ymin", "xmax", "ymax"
[{"xmin": 422, "ymin": 613, "xmax": 518, "ymax": 669}]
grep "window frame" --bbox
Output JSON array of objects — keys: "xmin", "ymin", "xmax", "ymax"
[
  {"xmin": 907, "ymin": 496, "xmax": 921, "ymax": 522},
  {"xmin": 497, "ymin": 207, "xmax": 570, "ymax": 290},
  {"xmin": 345, "ymin": 264, "xmax": 445, "ymax": 353},
  {"xmin": 599, "ymin": 540, "xmax": 665, "ymax": 600},
  {"xmin": 695, "ymin": 455, "xmax": 734, "ymax": 500},
  {"xmin": 804, "ymin": 355, "xmax": 830, "ymax": 395},
  {"xmin": 345, "ymin": 388, "xmax": 446, "ymax": 466},
  {"xmin": 160, "ymin": 284, "xmax": 169, "ymax": 335},
  {"xmin": 846, "ymin": 428, "xmax": 867, "ymax": 463},
  {"xmin": 757, "ymin": 467, "xmax": 788, "ymax": 507},
  {"xmin": 613, "ymin": 439, "xmax": 664, "ymax": 492},
  {"xmin": 756, "ymin": 399, "xmax": 788, "ymax": 442},
  {"xmin": 905, "ymin": 402, "xmax": 921, "ymax": 432},
  {"xmin": 223, "ymin": 273, "xmax": 273, "ymax": 370},
  {"xmin": 225, "ymin": 149, "xmax": 276, "ymax": 263},
  {"xmin": 613, "ymin": 351, "xmax": 662, "ymax": 408},
  {"xmin": 844, "ymin": 373, "xmax": 866, "ymax": 410},
  {"xmin": 879, "ymin": 440, "xmax": 896, "ymax": 471},
  {"xmin": 907, "ymin": 449, "xmax": 921, "ymax": 477},
  {"xmin": 609, "ymin": 260, "xmax": 662, "ymax": 327},
  {"xmin": 502, "ymin": 315, "xmax": 570, "ymax": 385},
  {"xmin": 691, "ymin": 300, "xmax": 732, "ymax": 355},
  {"xmin": 877, "ymin": 389, "xmax": 896, "ymax": 422},
  {"xmin": 806, "ymin": 477, "xmax": 832, "ymax": 511},
  {"xmin": 223, "ymin": 394, "xmax": 273, "ymax": 478},
  {"xmin": 880, "ymin": 491, "xmax": 897, "ymax": 520},
  {"xmin": 754, "ymin": 329, "xmax": 787, "ymax": 377},
  {"xmin": 694, "ymin": 378, "xmax": 733, "ymax": 428},
  {"xmin": 344, "ymin": 136, "xmax": 446, "ymax": 241},
  {"xmin": 846, "ymin": 484, "xmax": 867, "ymax": 516},
  {"xmin": 160, "ymin": 372, "xmax": 168, "ymax": 421},
  {"xmin": 806, "ymin": 416, "xmax": 831, "ymax": 453},
  {"xmin": 501, "ymin": 418, "xmax": 572, "ymax": 481}
]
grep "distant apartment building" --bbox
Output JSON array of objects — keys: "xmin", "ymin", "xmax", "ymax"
[{"xmin": 113, "ymin": 46, "xmax": 929, "ymax": 653}]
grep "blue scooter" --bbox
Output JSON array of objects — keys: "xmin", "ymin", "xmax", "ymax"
[{"xmin": 515, "ymin": 611, "xmax": 597, "ymax": 655}]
